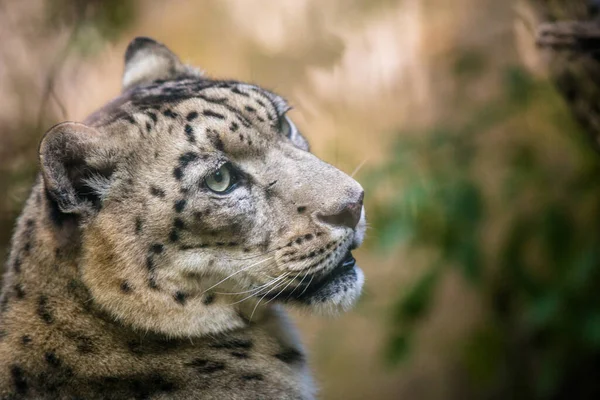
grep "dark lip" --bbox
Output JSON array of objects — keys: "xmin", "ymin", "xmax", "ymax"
[{"xmin": 262, "ymin": 251, "xmax": 356, "ymax": 302}]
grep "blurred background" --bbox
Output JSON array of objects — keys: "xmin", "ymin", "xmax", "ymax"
[{"xmin": 2, "ymin": 0, "xmax": 600, "ymax": 399}]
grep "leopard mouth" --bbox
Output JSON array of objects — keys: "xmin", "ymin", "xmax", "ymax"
[{"xmin": 263, "ymin": 251, "xmax": 362, "ymax": 305}]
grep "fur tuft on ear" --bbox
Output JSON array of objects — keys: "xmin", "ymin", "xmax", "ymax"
[
  {"xmin": 122, "ymin": 37, "xmax": 202, "ymax": 91},
  {"xmin": 39, "ymin": 122, "xmax": 117, "ymax": 218}
]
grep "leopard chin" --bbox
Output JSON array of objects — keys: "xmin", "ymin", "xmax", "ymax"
[{"xmin": 297, "ymin": 252, "xmax": 364, "ymax": 314}]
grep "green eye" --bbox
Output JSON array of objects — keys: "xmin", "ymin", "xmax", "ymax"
[{"xmin": 205, "ymin": 164, "xmax": 236, "ymax": 193}]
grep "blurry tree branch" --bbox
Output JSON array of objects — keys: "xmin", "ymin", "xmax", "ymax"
[
  {"xmin": 516, "ymin": 1, "xmax": 600, "ymax": 154},
  {"xmin": 523, "ymin": 1, "xmax": 600, "ymax": 153},
  {"xmin": 537, "ymin": 20, "xmax": 600, "ymax": 49}
]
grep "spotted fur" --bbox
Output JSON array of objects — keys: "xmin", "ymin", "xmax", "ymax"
[{"xmin": 0, "ymin": 37, "xmax": 366, "ymax": 399}]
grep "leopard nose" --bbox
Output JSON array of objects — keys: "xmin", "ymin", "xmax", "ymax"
[{"xmin": 318, "ymin": 191, "xmax": 364, "ymax": 229}]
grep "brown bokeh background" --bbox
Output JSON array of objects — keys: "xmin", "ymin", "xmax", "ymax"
[{"xmin": 4, "ymin": 1, "xmax": 599, "ymax": 399}]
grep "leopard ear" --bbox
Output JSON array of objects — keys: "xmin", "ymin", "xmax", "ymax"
[
  {"xmin": 122, "ymin": 37, "xmax": 201, "ymax": 91},
  {"xmin": 39, "ymin": 122, "xmax": 116, "ymax": 218}
]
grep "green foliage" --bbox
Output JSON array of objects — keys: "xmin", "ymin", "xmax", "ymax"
[{"xmin": 369, "ymin": 61, "xmax": 600, "ymax": 398}]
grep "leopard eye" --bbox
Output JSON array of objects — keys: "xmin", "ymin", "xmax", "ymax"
[
  {"xmin": 280, "ymin": 115, "xmax": 296, "ymax": 138},
  {"xmin": 205, "ymin": 163, "xmax": 236, "ymax": 193}
]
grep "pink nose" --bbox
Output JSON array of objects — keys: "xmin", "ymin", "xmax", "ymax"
[{"xmin": 318, "ymin": 191, "xmax": 364, "ymax": 229}]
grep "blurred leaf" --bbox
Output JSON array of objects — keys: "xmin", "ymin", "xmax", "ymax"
[
  {"xmin": 527, "ymin": 292, "xmax": 560, "ymax": 329},
  {"xmin": 463, "ymin": 325, "xmax": 505, "ymax": 386},
  {"xmin": 394, "ymin": 267, "xmax": 441, "ymax": 324},
  {"xmin": 582, "ymin": 312, "xmax": 600, "ymax": 347},
  {"xmin": 504, "ymin": 67, "xmax": 535, "ymax": 106},
  {"xmin": 453, "ymin": 50, "xmax": 487, "ymax": 79},
  {"xmin": 385, "ymin": 332, "xmax": 411, "ymax": 365}
]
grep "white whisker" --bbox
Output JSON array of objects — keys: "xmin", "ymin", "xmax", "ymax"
[
  {"xmin": 286, "ymin": 269, "xmax": 310, "ymax": 300},
  {"xmin": 298, "ymin": 273, "xmax": 315, "ymax": 298},
  {"xmin": 263, "ymin": 272, "xmax": 301, "ymax": 307},
  {"xmin": 249, "ymin": 275, "xmax": 291, "ymax": 321},
  {"xmin": 227, "ymin": 272, "xmax": 290, "ymax": 306},
  {"xmin": 351, "ymin": 157, "xmax": 369, "ymax": 178},
  {"xmin": 200, "ymin": 257, "xmax": 274, "ymax": 296}
]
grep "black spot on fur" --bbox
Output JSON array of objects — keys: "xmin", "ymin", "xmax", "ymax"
[
  {"xmin": 274, "ymin": 348, "xmax": 304, "ymax": 364},
  {"xmin": 297, "ymin": 206, "xmax": 306, "ymax": 213},
  {"xmin": 127, "ymin": 340, "xmax": 143, "ymax": 355},
  {"xmin": 135, "ymin": 217, "xmax": 143, "ymax": 234},
  {"xmin": 202, "ymin": 293, "xmax": 215, "ymax": 305},
  {"xmin": 244, "ymin": 105, "xmax": 256, "ymax": 113},
  {"xmin": 148, "ymin": 277, "xmax": 159, "ymax": 290},
  {"xmin": 124, "ymin": 115, "xmax": 136, "ymax": 124},
  {"xmin": 146, "ymin": 256, "xmax": 155, "ymax": 272},
  {"xmin": 169, "ymin": 229, "xmax": 180, "ymax": 243},
  {"xmin": 174, "ymin": 218, "xmax": 185, "ymax": 230},
  {"xmin": 10, "ymin": 365, "xmax": 28, "ymax": 394},
  {"xmin": 66, "ymin": 279, "xmax": 90, "ymax": 302},
  {"xmin": 145, "ymin": 121, "xmax": 152, "ymax": 132},
  {"xmin": 179, "ymin": 152, "xmax": 199, "ymax": 167},
  {"xmin": 38, "ymin": 295, "xmax": 53, "ymax": 324},
  {"xmin": 241, "ymin": 373, "xmax": 264, "ymax": 381},
  {"xmin": 231, "ymin": 87, "xmax": 249, "ymax": 97},
  {"xmin": 186, "ymin": 359, "xmax": 226, "ymax": 374},
  {"xmin": 174, "ymin": 291, "xmax": 187, "ymax": 305},
  {"xmin": 230, "ymin": 121, "xmax": 239, "ymax": 132},
  {"xmin": 210, "ymin": 338, "xmax": 253, "ymax": 350},
  {"xmin": 120, "ymin": 281, "xmax": 132, "ymax": 294},
  {"xmin": 184, "ymin": 124, "xmax": 195, "ymax": 143},
  {"xmin": 94, "ymin": 371, "xmax": 176, "ymax": 398},
  {"xmin": 21, "ymin": 335, "xmax": 32, "ymax": 345},
  {"xmin": 146, "ymin": 111, "xmax": 158, "ymax": 123},
  {"xmin": 150, "ymin": 186, "xmax": 166, "ymax": 198},
  {"xmin": 13, "ymin": 257, "xmax": 21, "ymax": 273},
  {"xmin": 173, "ymin": 167, "xmax": 183, "ymax": 180},
  {"xmin": 150, "ymin": 243, "xmax": 164, "ymax": 254},
  {"xmin": 14, "ymin": 283, "xmax": 25, "ymax": 299},
  {"xmin": 209, "ymin": 131, "xmax": 224, "ymax": 151},
  {"xmin": 186, "ymin": 111, "xmax": 198, "ymax": 121},
  {"xmin": 163, "ymin": 109, "xmax": 178, "ymax": 118},
  {"xmin": 179, "ymin": 243, "xmax": 207, "ymax": 250},
  {"xmin": 305, "ymin": 234, "xmax": 313, "ymax": 241},
  {"xmin": 75, "ymin": 335, "xmax": 96, "ymax": 354},
  {"xmin": 203, "ymin": 110, "xmax": 226, "ymax": 120},
  {"xmin": 174, "ymin": 199, "xmax": 187, "ymax": 213},
  {"xmin": 230, "ymin": 351, "xmax": 249, "ymax": 359},
  {"xmin": 296, "ymin": 238, "xmax": 303, "ymax": 245},
  {"xmin": 45, "ymin": 352, "xmax": 61, "ymax": 367}
]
